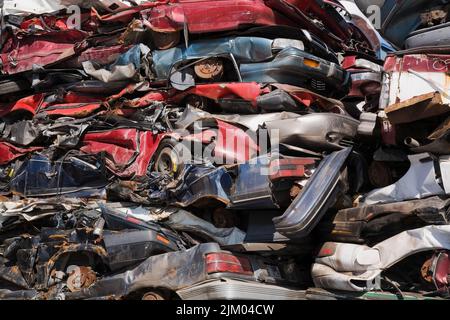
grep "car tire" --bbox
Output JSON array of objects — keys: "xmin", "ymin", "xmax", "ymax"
[
  {"xmin": 154, "ymin": 139, "xmax": 189, "ymax": 178},
  {"xmin": 142, "ymin": 291, "xmax": 166, "ymax": 300}
]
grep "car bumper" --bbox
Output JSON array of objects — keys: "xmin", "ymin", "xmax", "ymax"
[{"xmin": 176, "ymin": 279, "xmax": 306, "ymax": 300}]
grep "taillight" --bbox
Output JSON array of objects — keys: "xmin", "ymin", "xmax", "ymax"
[
  {"xmin": 433, "ymin": 252, "xmax": 450, "ymax": 290},
  {"xmin": 206, "ymin": 253, "xmax": 253, "ymax": 275},
  {"xmin": 317, "ymin": 243, "xmax": 337, "ymax": 258},
  {"xmin": 269, "ymin": 158, "xmax": 316, "ymax": 182},
  {"xmin": 421, "ymin": 251, "xmax": 450, "ymax": 291}
]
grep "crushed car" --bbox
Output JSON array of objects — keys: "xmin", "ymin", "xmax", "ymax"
[{"xmin": 0, "ymin": 0, "xmax": 450, "ymax": 301}]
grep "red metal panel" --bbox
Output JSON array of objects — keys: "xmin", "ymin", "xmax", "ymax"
[
  {"xmin": 0, "ymin": 30, "xmax": 88, "ymax": 74},
  {"xmin": 0, "ymin": 94, "xmax": 44, "ymax": 117},
  {"xmin": 142, "ymin": 0, "xmax": 296, "ymax": 33},
  {"xmin": 81, "ymin": 129, "xmax": 165, "ymax": 177},
  {"xmin": 0, "ymin": 142, "xmax": 43, "ymax": 165}
]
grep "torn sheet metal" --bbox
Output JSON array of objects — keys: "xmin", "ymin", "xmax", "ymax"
[
  {"xmin": 1, "ymin": 120, "xmax": 42, "ymax": 146},
  {"xmin": 21, "ymin": 92, "xmax": 105, "ymax": 119},
  {"xmin": 169, "ymin": 82, "xmax": 343, "ymax": 114},
  {"xmin": 42, "ymin": 118, "xmax": 91, "ymax": 148},
  {"xmin": 63, "ymin": 242, "xmax": 303, "ymax": 300},
  {"xmin": 312, "ymin": 225, "xmax": 450, "ymax": 292},
  {"xmin": 264, "ymin": 113, "xmax": 359, "ymax": 152},
  {"xmin": 9, "ymin": 153, "xmax": 109, "ymax": 197},
  {"xmin": 0, "ymin": 30, "xmax": 88, "ymax": 75},
  {"xmin": 209, "ymin": 119, "xmax": 259, "ymax": 164},
  {"xmin": 83, "ymin": 44, "xmax": 150, "ymax": 83},
  {"xmin": 102, "ymin": 229, "xmax": 179, "ymax": 271},
  {"xmin": 100, "ymin": 203, "xmax": 246, "ymax": 246},
  {"xmin": 2, "ymin": 0, "xmax": 138, "ymax": 16},
  {"xmin": 174, "ymin": 106, "xmax": 300, "ymax": 132},
  {"xmin": 361, "ymin": 153, "xmax": 446, "ymax": 206},
  {"xmin": 63, "ymin": 243, "xmax": 224, "ymax": 299},
  {"xmin": 80, "ymin": 129, "xmax": 163, "ymax": 178},
  {"xmin": 149, "ymin": 154, "xmax": 317, "ymax": 211},
  {"xmin": 339, "ymin": 0, "xmax": 394, "ymax": 59},
  {"xmin": 1, "ymin": 0, "xmax": 448, "ymax": 301},
  {"xmin": 0, "ymin": 198, "xmax": 86, "ymax": 221},
  {"xmin": 158, "ymin": 165, "xmax": 233, "ymax": 208},
  {"xmin": 0, "ymin": 142, "xmax": 42, "ymax": 165},
  {"xmin": 328, "ymin": 196, "xmax": 450, "ymax": 243},
  {"xmin": 152, "ymin": 37, "xmax": 280, "ymax": 79},
  {"xmin": 0, "ymin": 289, "xmax": 38, "ymax": 300},
  {"xmin": 0, "ymin": 229, "xmax": 110, "ymax": 290},
  {"xmin": 381, "ymin": 54, "xmax": 450, "ymax": 114},
  {"xmin": 274, "ymin": 148, "xmax": 352, "ymax": 239},
  {"xmin": 0, "ymin": 94, "xmax": 44, "ymax": 118},
  {"xmin": 179, "ymin": 118, "xmax": 259, "ymax": 164},
  {"xmin": 140, "ymin": 0, "xmax": 299, "ymax": 36},
  {"xmin": 266, "ymin": 0, "xmax": 353, "ymax": 50},
  {"xmin": 159, "ymin": 209, "xmax": 246, "ymax": 246}
]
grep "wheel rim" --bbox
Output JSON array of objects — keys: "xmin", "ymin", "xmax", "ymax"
[
  {"xmin": 142, "ymin": 291, "xmax": 165, "ymax": 300},
  {"xmin": 156, "ymin": 147, "xmax": 178, "ymax": 176}
]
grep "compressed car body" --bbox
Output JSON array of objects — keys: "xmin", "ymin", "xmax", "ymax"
[
  {"xmin": 264, "ymin": 114, "xmax": 359, "ymax": 152},
  {"xmin": 312, "ymin": 225, "xmax": 450, "ymax": 292},
  {"xmin": 355, "ymin": 0, "xmax": 450, "ymax": 48},
  {"xmin": 360, "ymin": 153, "xmax": 449, "ymax": 206},
  {"xmin": 326, "ymin": 196, "xmax": 450, "ymax": 244},
  {"xmin": 62, "ymin": 243, "xmax": 306, "ymax": 300},
  {"xmin": 9, "ymin": 153, "xmax": 109, "ymax": 198},
  {"xmin": 0, "ymin": 30, "xmax": 88, "ymax": 75},
  {"xmin": 152, "ymin": 36, "xmax": 349, "ymax": 97},
  {"xmin": 169, "ymin": 82, "xmax": 344, "ymax": 114}
]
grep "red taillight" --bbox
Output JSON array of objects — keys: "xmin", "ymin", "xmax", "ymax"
[
  {"xmin": 269, "ymin": 158, "xmax": 316, "ymax": 182},
  {"xmin": 206, "ymin": 253, "xmax": 253, "ymax": 275},
  {"xmin": 317, "ymin": 243, "xmax": 337, "ymax": 258},
  {"xmin": 433, "ymin": 252, "xmax": 450, "ymax": 290}
]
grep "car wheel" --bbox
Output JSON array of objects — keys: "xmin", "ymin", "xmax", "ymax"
[
  {"xmin": 154, "ymin": 139, "xmax": 188, "ymax": 178},
  {"xmin": 142, "ymin": 291, "xmax": 166, "ymax": 300}
]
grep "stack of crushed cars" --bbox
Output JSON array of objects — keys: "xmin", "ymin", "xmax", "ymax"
[{"xmin": 0, "ymin": 0, "xmax": 449, "ymax": 300}]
